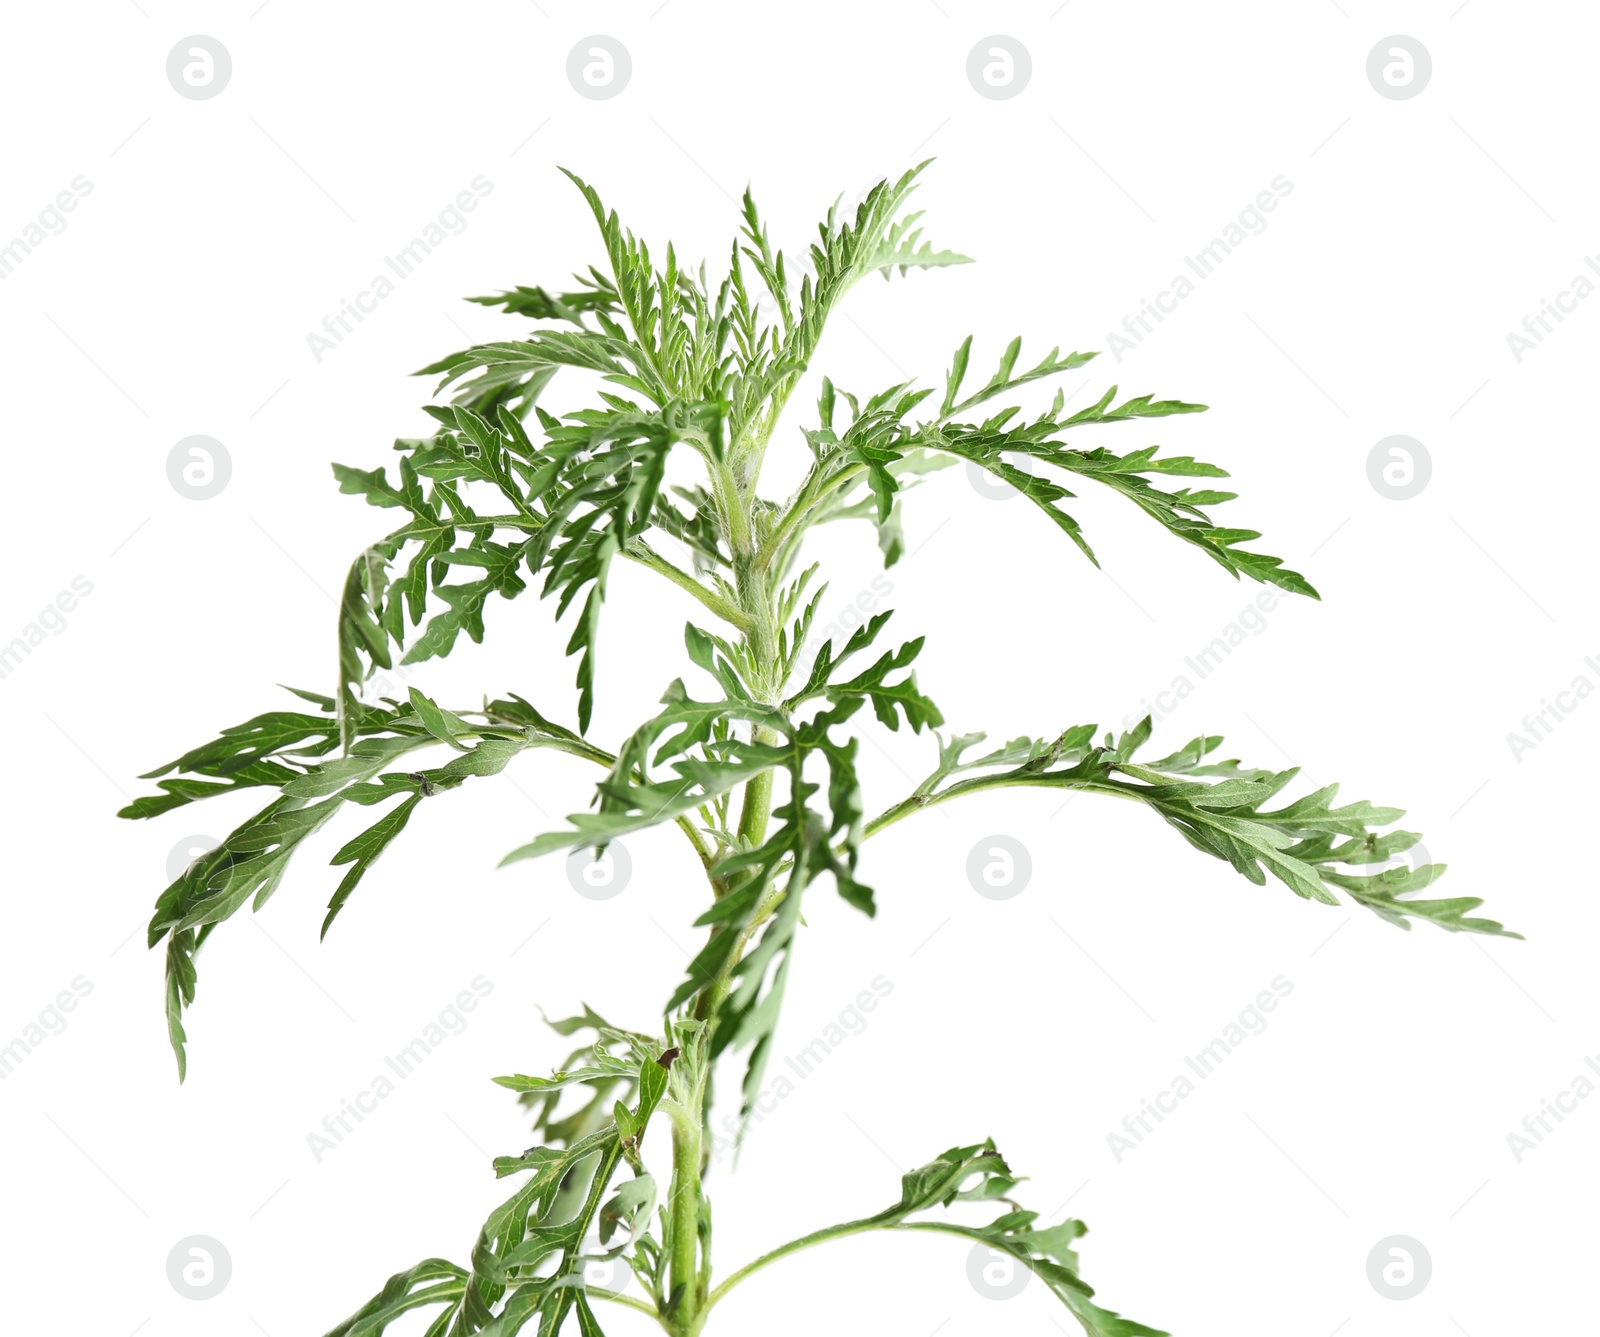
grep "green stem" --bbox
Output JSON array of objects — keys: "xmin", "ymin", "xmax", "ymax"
[
  {"xmin": 676, "ymin": 816, "xmax": 715, "ymax": 875},
  {"xmin": 703, "ymin": 1217, "xmax": 1019, "ymax": 1317},
  {"xmin": 708, "ymin": 458, "xmax": 751, "ymax": 556},
  {"xmin": 624, "ymin": 542, "xmax": 753, "ymax": 631},
  {"xmin": 862, "ymin": 772, "xmax": 1138, "ymax": 841},
  {"xmin": 692, "ymin": 864, "xmax": 785, "ymax": 1029},
  {"xmin": 587, "ymin": 1287, "xmax": 672, "ymax": 1329},
  {"xmin": 730, "ymin": 544, "xmax": 782, "ymax": 846},
  {"xmin": 734, "ymin": 726, "xmax": 780, "ymax": 846},
  {"xmin": 705, "ymin": 1218, "xmax": 882, "ymax": 1310},
  {"xmin": 667, "ymin": 395, "xmax": 826, "ymax": 1329},
  {"xmin": 473, "ymin": 705, "xmax": 717, "ymax": 872},
  {"xmin": 756, "ymin": 461, "xmax": 864, "ymax": 572},
  {"xmin": 664, "ymin": 1098, "xmax": 704, "ymax": 1330}
]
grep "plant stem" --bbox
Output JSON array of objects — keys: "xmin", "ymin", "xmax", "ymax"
[
  {"xmin": 664, "ymin": 1097, "xmax": 704, "ymax": 1331},
  {"xmin": 676, "ymin": 816, "xmax": 716, "ymax": 875},
  {"xmin": 862, "ymin": 772, "xmax": 1138, "ymax": 841},
  {"xmin": 702, "ymin": 1218, "xmax": 1016, "ymax": 1318},
  {"xmin": 730, "ymin": 542, "xmax": 782, "ymax": 846},
  {"xmin": 624, "ymin": 541, "xmax": 753, "ymax": 631},
  {"xmin": 587, "ymin": 1287, "xmax": 672, "ymax": 1329},
  {"xmin": 704, "ymin": 1217, "xmax": 883, "ymax": 1310},
  {"xmin": 734, "ymin": 725, "xmax": 780, "ymax": 846},
  {"xmin": 755, "ymin": 460, "xmax": 864, "ymax": 572}
]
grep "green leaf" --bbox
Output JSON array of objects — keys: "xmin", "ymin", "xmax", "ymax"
[
  {"xmin": 501, "ymin": 735, "xmax": 782, "ymax": 865},
  {"xmin": 320, "ymin": 1258, "xmax": 469, "ymax": 1337},
  {"xmin": 784, "ymin": 609, "xmax": 941, "ymax": 732},
  {"xmin": 465, "ymin": 279, "xmax": 621, "ymax": 324},
  {"xmin": 916, "ymin": 410, "xmax": 1317, "ymax": 598},
  {"xmin": 323, "ymin": 793, "xmax": 423, "ymax": 938},
  {"xmin": 941, "ymin": 337, "xmax": 1098, "ymax": 420},
  {"xmin": 408, "ymin": 686, "xmax": 472, "ymax": 751}
]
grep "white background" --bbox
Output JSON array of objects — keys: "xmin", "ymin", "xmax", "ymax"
[{"xmin": 0, "ymin": 3, "xmax": 1591, "ymax": 1335}]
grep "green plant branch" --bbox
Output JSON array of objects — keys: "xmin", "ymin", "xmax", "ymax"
[
  {"xmin": 862, "ymin": 771, "xmax": 1136, "ymax": 840},
  {"xmin": 704, "ymin": 1215, "xmax": 884, "ymax": 1312},
  {"xmin": 586, "ymin": 1287, "xmax": 671, "ymax": 1329},
  {"xmin": 683, "ymin": 769, "xmax": 1134, "ymax": 985},
  {"xmin": 700, "ymin": 1212, "xmax": 1050, "ymax": 1316},
  {"xmin": 708, "ymin": 456, "xmax": 753, "ymax": 556},
  {"xmin": 702, "ymin": 1209, "xmax": 1115, "ymax": 1318},
  {"xmin": 756, "ymin": 460, "xmax": 863, "ymax": 573},
  {"xmin": 625, "ymin": 541, "xmax": 753, "ymax": 631}
]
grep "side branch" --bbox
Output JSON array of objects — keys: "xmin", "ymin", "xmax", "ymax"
[{"xmin": 624, "ymin": 540, "xmax": 753, "ymax": 631}]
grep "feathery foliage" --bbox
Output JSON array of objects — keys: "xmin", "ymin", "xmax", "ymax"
[{"xmin": 121, "ymin": 164, "xmax": 1515, "ymax": 1336}]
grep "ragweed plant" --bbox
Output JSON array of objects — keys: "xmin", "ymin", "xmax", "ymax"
[{"xmin": 122, "ymin": 164, "xmax": 1516, "ymax": 1337}]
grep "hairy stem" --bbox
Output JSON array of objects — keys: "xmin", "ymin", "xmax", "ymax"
[
  {"xmin": 663, "ymin": 1096, "xmax": 704, "ymax": 1331},
  {"xmin": 624, "ymin": 540, "xmax": 752, "ymax": 631},
  {"xmin": 730, "ymin": 543, "xmax": 782, "ymax": 845},
  {"xmin": 756, "ymin": 459, "xmax": 865, "ymax": 572}
]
